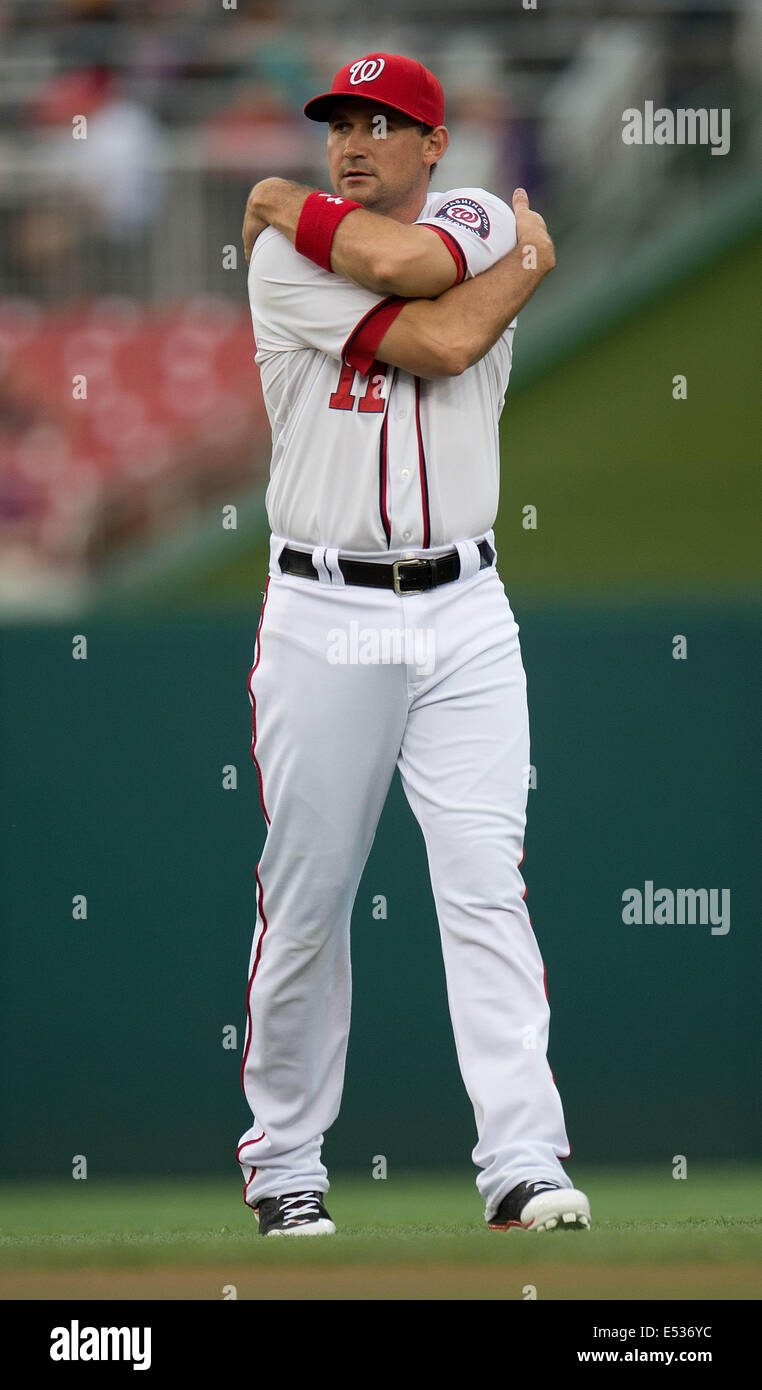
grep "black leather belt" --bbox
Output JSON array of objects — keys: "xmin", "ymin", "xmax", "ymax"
[{"xmin": 279, "ymin": 539, "xmax": 495, "ymax": 595}]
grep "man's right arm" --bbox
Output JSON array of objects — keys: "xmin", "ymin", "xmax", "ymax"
[{"xmin": 371, "ymin": 189, "xmax": 555, "ymax": 380}]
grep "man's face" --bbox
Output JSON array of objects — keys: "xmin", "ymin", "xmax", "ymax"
[{"xmin": 326, "ymin": 98, "xmax": 433, "ymax": 213}]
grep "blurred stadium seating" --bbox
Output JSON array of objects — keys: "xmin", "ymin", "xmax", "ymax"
[
  {"xmin": 0, "ymin": 0, "xmax": 759, "ymax": 612},
  {"xmin": 0, "ymin": 294, "xmax": 266, "ymax": 605}
]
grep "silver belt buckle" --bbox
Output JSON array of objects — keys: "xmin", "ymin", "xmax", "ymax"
[{"xmin": 392, "ymin": 554, "xmax": 429, "ymax": 596}]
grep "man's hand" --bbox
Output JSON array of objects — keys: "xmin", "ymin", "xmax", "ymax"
[
  {"xmin": 243, "ymin": 179, "xmax": 280, "ymax": 265},
  {"xmin": 511, "ymin": 187, "xmax": 556, "ymax": 274},
  {"xmin": 364, "ymin": 188, "xmax": 557, "ymax": 380}
]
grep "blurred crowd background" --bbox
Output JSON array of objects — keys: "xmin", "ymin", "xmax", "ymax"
[{"xmin": 0, "ymin": 0, "xmax": 759, "ymax": 612}]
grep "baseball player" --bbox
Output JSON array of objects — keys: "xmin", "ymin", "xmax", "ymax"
[{"xmin": 236, "ymin": 53, "xmax": 591, "ymax": 1237}]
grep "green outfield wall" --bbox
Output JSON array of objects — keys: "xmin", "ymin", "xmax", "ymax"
[{"xmin": 1, "ymin": 603, "xmax": 757, "ymax": 1180}]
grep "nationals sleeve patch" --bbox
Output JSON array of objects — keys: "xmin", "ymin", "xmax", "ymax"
[{"xmin": 435, "ymin": 197, "xmax": 491, "ymax": 238}]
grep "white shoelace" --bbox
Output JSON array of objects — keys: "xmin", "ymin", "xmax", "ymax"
[{"xmin": 281, "ymin": 1193, "xmax": 322, "ymax": 1222}]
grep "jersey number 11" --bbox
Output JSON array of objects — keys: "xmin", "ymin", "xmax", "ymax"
[{"xmin": 328, "ymin": 361, "xmax": 388, "ymax": 413}]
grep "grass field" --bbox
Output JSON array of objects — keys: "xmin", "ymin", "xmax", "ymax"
[{"xmin": 0, "ymin": 1166, "xmax": 760, "ymax": 1300}]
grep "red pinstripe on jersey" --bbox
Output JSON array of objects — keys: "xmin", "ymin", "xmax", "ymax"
[
  {"xmin": 236, "ymin": 1132, "xmax": 266, "ymax": 1159},
  {"xmin": 237, "ymin": 1129, "xmax": 267, "ymax": 1203},
  {"xmin": 240, "ymin": 581, "xmax": 273, "ymax": 1198},
  {"xmin": 379, "ymin": 401, "xmax": 391, "ymax": 545},
  {"xmin": 424, "ymin": 224, "xmax": 469, "ymax": 284},
  {"xmin": 240, "ymin": 860, "xmax": 270, "ymax": 1088},
  {"xmin": 414, "ymin": 376, "xmax": 431, "ymax": 548},
  {"xmin": 247, "ymin": 579, "xmax": 271, "ymax": 825}
]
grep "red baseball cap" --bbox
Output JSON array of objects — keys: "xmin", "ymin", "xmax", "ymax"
[{"xmin": 304, "ymin": 53, "xmax": 445, "ymax": 127}]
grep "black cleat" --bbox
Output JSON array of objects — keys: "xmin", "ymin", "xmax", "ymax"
[
  {"xmin": 256, "ymin": 1190, "xmax": 336, "ymax": 1237},
  {"xmin": 488, "ymin": 1179, "xmax": 591, "ymax": 1232}
]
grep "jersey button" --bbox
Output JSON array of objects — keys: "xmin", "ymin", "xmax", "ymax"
[
  {"xmin": 400, "ymin": 468, "xmax": 410, "ymax": 479},
  {"xmin": 402, "ymin": 530, "xmax": 412, "ymax": 541}
]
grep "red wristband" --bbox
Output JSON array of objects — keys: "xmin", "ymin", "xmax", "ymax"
[{"xmin": 294, "ymin": 191, "xmax": 362, "ymax": 272}]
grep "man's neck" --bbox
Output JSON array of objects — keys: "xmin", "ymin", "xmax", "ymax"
[{"xmin": 369, "ymin": 185, "xmax": 429, "ymax": 225}]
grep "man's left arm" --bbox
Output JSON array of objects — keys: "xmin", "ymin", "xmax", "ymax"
[{"xmin": 243, "ymin": 177, "xmax": 464, "ymax": 298}]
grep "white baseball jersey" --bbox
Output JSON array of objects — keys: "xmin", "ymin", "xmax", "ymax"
[{"xmin": 247, "ymin": 187, "xmax": 518, "ymax": 553}]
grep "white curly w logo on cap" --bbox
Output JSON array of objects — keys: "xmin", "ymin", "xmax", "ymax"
[{"xmin": 349, "ymin": 58, "xmax": 385, "ymax": 84}]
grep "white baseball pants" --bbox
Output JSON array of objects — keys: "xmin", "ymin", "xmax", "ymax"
[{"xmin": 236, "ymin": 533, "xmax": 573, "ymax": 1222}]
